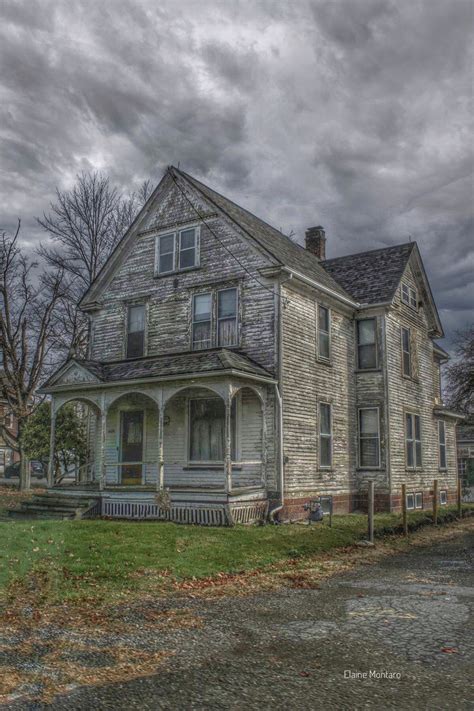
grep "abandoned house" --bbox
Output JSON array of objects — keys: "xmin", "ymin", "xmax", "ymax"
[{"xmin": 36, "ymin": 166, "xmax": 461, "ymax": 524}]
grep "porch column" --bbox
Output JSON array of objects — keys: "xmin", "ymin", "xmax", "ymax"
[
  {"xmin": 261, "ymin": 395, "xmax": 268, "ymax": 486},
  {"xmin": 47, "ymin": 399, "xmax": 56, "ymax": 488},
  {"xmin": 157, "ymin": 409, "xmax": 165, "ymax": 491},
  {"xmin": 99, "ymin": 395, "xmax": 106, "ymax": 491},
  {"xmin": 224, "ymin": 394, "xmax": 232, "ymax": 494}
]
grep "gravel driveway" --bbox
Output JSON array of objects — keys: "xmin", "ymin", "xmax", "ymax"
[{"xmin": 3, "ymin": 524, "xmax": 473, "ymax": 710}]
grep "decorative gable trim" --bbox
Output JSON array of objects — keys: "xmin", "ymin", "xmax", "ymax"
[
  {"xmin": 43, "ymin": 360, "xmax": 101, "ymax": 390},
  {"xmin": 404, "ymin": 245, "xmax": 443, "ymax": 337}
]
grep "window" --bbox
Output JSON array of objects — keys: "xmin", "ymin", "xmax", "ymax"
[
  {"xmin": 406, "ymin": 413, "xmax": 422, "ymax": 468},
  {"xmin": 319, "ymin": 403, "xmax": 332, "ymax": 468},
  {"xmin": 189, "ymin": 397, "xmax": 236, "ymax": 462},
  {"xmin": 192, "ymin": 287, "xmax": 238, "ymax": 350},
  {"xmin": 440, "ymin": 490, "xmax": 447, "ymax": 506},
  {"xmin": 192, "ymin": 293, "xmax": 212, "ymax": 350},
  {"xmin": 156, "ymin": 226, "xmax": 199, "ymax": 275},
  {"xmin": 126, "ymin": 305, "xmax": 145, "ymax": 358},
  {"xmin": 156, "ymin": 233, "xmax": 175, "ymax": 274},
  {"xmin": 357, "ymin": 319, "xmax": 377, "ymax": 369},
  {"xmin": 359, "ymin": 408, "xmax": 380, "ymax": 468},
  {"xmin": 217, "ymin": 289, "xmax": 238, "ymax": 347},
  {"xmin": 401, "ymin": 327, "xmax": 411, "ymax": 377},
  {"xmin": 0, "ymin": 347, "xmax": 3, "ymax": 367},
  {"xmin": 438, "ymin": 421, "xmax": 447, "ymax": 469},
  {"xmin": 406, "ymin": 492, "xmax": 423, "ymax": 510},
  {"xmin": 318, "ymin": 305, "xmax": 330, "ymax": 360},
  {"xmin": 401, "ymin": 282, "xmax": 418, "ymax": 309}
]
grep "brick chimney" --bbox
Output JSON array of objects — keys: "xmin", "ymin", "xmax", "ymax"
[{"xmin": 305, "ymin": 226, "xmax": 326, "ymax": 260}]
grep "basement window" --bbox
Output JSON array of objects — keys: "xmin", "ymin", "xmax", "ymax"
[
  {"xmin": 440, "ymin": 490, "xmax": 447, "ymax": 506},
  {"xmin": 406, "ymin": 492, "xmax": 423, "ymax": 510}
]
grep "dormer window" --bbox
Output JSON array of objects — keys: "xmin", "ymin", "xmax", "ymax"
[
  {"xmin": 155, "ymin": 226, "xmax": 200, "ymax": 276},
  {"xmin": 401, "ymin": 282, "xmax": 418, "ymax": 309}
]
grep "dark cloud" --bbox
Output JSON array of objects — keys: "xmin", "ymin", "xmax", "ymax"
[{"xmin": 0, "ymin": 0, "xmax": 472, "ymax": 349}]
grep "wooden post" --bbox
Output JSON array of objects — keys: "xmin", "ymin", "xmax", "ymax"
[
  {"xmin": 157, "ymin": 409, "xmax": 165, "ymax": 492},
  {"xmin": 47, "ymin": 404, "xmax": 56, "ymax": 488},
  {"xmin": 402, "ymin": 483, "xmax": 408, "ymax": 536},
  {"xmin": 99, "ymin": 400, "xmax": 106, "ymax": 491},
  {"xmin": 224, "ymin": 397, "xmax": 232, "ymax": 494},
  {"xmin": 368, "ymin": 481, "xmax": 374, "ymax": 543},
  {"xmin": 433, "ymin": 479, "xmax": 438, "ymax": 526},
  {"xmin": 457, "ymin": 477, "xmax": 462, "ymax": 518}
]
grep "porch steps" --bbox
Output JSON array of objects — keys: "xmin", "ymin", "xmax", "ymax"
[{"xmin": 8, "ymin": 492, "xmax": 100, "ymax": 520}]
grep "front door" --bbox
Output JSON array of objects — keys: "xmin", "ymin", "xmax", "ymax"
[{"xmin": 120, "ymin": 410, "xmax": 144, "ymax": 485}]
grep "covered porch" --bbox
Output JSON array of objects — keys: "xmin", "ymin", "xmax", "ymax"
[{"xmin": 39, "ymin": 350, "xmax": 276, "ymax": 523}]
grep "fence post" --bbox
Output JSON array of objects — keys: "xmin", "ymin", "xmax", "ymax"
[
  {"xmin": 457, "ymin": 477, "xmax": 462, "ymax": 518},
  {"xmin": 402, "ymin": 483, "xmax": 408, "ymax": 536},
  {"xmin": 368, "ymin": 481, "xmax": 374, "ymax": 544},
  {"xmin": 433, "ymin": 479, "xmax": 438, "ymax": 526}
]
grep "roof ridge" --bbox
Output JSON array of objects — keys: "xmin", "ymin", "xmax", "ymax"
[{"xmin": 323, "ymin": 241, "xmax": 415, "ymax": 264}]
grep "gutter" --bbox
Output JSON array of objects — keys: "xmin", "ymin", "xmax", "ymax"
[
  {"xmin": 38, "ymin": 369, "xmax": 277, "ymax": 395},
  {"xmin": 281, "ymin": 267, "xmax": 359, "ymax": 309}
]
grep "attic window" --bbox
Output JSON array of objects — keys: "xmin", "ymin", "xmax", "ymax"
[
  {"xmin": 155, "ymin": 226, "xmax": 200, "ymax": 275},
  {"xmin": 401, "ymin": 282, "xmax": 418, "ymax": 309}
]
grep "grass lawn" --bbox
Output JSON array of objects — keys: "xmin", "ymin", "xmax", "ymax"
[{"xmin": 1, "ymin": 486, "xmax": 472, "ymax": 606}]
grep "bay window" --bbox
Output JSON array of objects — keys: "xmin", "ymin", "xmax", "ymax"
[
  {"xmin": 406, "ymin": 413, "xmax": 422, "ymax": 468},
  {"xmin": 357, "ymin": 319, "xmax": 377, "ymax": 369},
  {"xmin": 126, "ymin": 304, "xmax": 145, "ymax": 358},
  {"xmin": 359, "ymin": 408, "xmax": 380, "ymax": 468}
]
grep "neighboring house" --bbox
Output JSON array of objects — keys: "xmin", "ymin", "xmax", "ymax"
[
  {"xmin": 38, "ymin": 167, "xmax": 462, "ymax": 523},
  {"xmin": 0, "ymin": 345, "xmax": 19, "ymax": 474},
  {"xmin": 457, "ymin": 418, "xmax": 474, "ymax": 498}
]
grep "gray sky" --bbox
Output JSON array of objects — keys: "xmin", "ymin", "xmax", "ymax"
[{"xmin": 1, "ymin": 0, "xmax": 472, "ymax": 347}]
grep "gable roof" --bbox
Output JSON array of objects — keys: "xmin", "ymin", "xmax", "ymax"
[
  {"xmin": 39, "ymin": 349, "xmax": 274, "ymax": 392},
  {"xmin": 172, "ymin": 167, "xmax": 352, "ymax": 301},
  {"xmin": 80, "ymin": 166, "xmax": 353, "ymax": 307},
  {"xmin": 321, "ymin": 243, "xmax": 416, "ymax": 305}
]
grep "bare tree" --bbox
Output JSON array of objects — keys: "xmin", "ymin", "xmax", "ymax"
[
  {"xmin": 37, "ymin": 173, "xmax": 153, "ymax": 358},
  {"xmin": 444, "ymin": 325, "xmax": 474, "ymax": 414},
  {"xmin": 0, "ymin": 221, "xmax": 66, "ymax": 490}
]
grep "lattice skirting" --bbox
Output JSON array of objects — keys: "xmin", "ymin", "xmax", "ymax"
[{"xmin": 100, "ymin": 499, "xmax": 268, "ymax": 526}]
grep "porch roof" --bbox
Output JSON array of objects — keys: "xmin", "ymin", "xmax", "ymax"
[{"xmin": 41, "ymin": 348, "xmax": 274, "ymax": 390}]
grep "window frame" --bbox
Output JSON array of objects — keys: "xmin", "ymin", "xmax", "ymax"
[
  {"xmin": 414, "ymin": 491, "xmax": 423, "ymax": 509},
  {"xmin": 125, "ymin": 303, "xmax": 146, "ymax": 359},
  {"xmin": 438, "ymin": 420, "xmax": 447, "ymax": 470},
  {"xmin": 401, "ymin": 326, "xmax": 412, "ymax": 378},
  {"xmin": 192, "ymin": 291, "xmax": 213, "ymax": 351},
  {"xmin": 356, "ymin": 318, "xmax": 378, "ymax": 370},
  {"xmin": 191, "ymin": 285, "xmax": 239, "ymax": 351},
  {"xmin": 318, "ymin": 402, "xmax": 333, "ymax": 469},
  {"xmin": 317, "ymin": 304, "xmax": 331, "ymax": 362},
  {"xmin": 401, "ymin": 282, "xmax": 418, "ymax": 310},
  {"xmin": 154, "ymin": 224, "xmax": 200, "ymax": 276},
  {"xmin": 439, "ymin": 490, "xmax": 447, "ymax": 506},
  {"xmin": 358, "ymin": 407, "xmax": 381, "ymax": 469},
  {"xmin": 405, "ymin": 412, "xmax": 422, "ymax": 469},
  {"xmin": 217, "ymin": 287, "xmax": 239, "ymax": 348}
]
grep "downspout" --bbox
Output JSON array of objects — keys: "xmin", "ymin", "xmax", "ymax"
[
  {"xmin": 382, "ymin": 312, "xmax": 392, "ymax": 510},
  {"xmin": 269, "ymin": 274, "xmax": 292, "ymax": 522}
]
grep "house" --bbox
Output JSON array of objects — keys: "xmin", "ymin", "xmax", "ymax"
[
  {"xmin": 38, "ymin": 166, "xmax": 462, "ymax": 523},
  {"xmin": 0, "ymin": 345, "xmax": 19, "ymax": 474},
  {"xmin": 456, "ymin": 418, "xmax": 474, "ymax": 500}
]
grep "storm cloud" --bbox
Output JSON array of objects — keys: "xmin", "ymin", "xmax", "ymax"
[{"xmin": 0, "ymin": 0, "xmax": 472, "ymax": 346}]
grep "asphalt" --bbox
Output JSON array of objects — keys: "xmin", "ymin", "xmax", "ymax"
[{"xmin": 3, "ymin": 525, "xmax": 473, "ymax": 710}]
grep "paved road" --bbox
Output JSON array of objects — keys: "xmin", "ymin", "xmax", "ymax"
[{"xmin": 10, "ymin": 525, "xmax": 472, "ymax": 710}]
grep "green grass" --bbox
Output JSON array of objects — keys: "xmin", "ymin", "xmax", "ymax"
[{"xmin": 0, "ymin": 503, "xmax": 472, "ymax": 604}]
